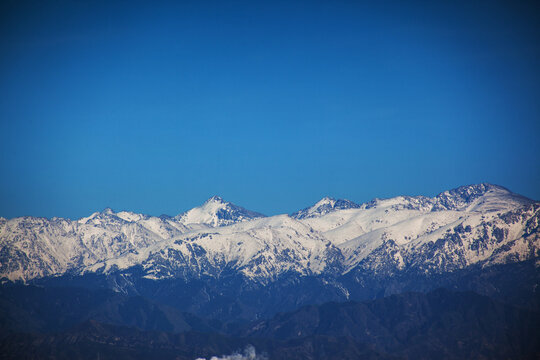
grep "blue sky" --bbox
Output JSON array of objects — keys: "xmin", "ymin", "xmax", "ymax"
[{"xmin": 1, "ymin": 0, "xmax": 539, "ymax": 219}]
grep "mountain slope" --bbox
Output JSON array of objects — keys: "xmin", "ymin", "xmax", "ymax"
[{"xmin": 0, "ymin": 197, "xmax": 263, "ymax": 281}]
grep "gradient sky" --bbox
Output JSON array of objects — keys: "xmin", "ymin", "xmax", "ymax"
[{"xmin": 1, "ymin": 0, "xmax": 539, "ymax": 219}]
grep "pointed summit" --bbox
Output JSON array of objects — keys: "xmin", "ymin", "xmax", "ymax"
[
  {"xmin": 205, "ymin": 195, "xmax": 225, "ymax": 204},
  {"xmin": 291, "ymin": 197, "xmax": 360, "ymax": 219},
  {"xmin": 77, "ymin": 207, "xmax": 116, "ymax": 224},
  {"xmin": 314, "ymin": 197, "xmax": 337, "ymax": 207},
  {"xmin": 101, "ymin": 207, "xmax": 115, "ymax": 215},
  {"xmin": 176, "ymin": 196, "xmax": 266, "ymax": 227}
]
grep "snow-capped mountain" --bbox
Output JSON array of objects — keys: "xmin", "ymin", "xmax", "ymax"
[
  {"xmin": 291, "ymin": 197, "xmax": 360, "ymax": 219},
  {"xmin": 175, "ymin": 196, "xmax": 266, "ymax": 227},
  {"xmin": 0, "ymin": 196, "xmax": 263, "ymax": 281},
  {"xmin": 0, "ymin": 184, "xmax": 537, "ymax": 285}
]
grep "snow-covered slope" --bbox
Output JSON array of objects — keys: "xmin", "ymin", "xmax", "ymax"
[
  {"xmin": 86, "ymin": 215, "xmax": 343, "ymax": 284},
  {"xmin": 0, "ymin": 209, "xmax": 187, "ymax": 281},
  {"xmin": 0, "ymin": 197, "xmax": 263, "ymax": 281},
  {"xmin": 0, "ymin": 184, "xmax": 537, "ymax": 283}
]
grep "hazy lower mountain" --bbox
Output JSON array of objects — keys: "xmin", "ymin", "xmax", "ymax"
[
  {"xmin": 243, "ymin": 288, "xmax": 540, "ymax": 360},
  {"xmin": 0, "ymin": 284, "xmax": 218, "ymax": 335},
  {"xmin": 1, "ymin": 289, "xmax": 538, "ymax": 360}
]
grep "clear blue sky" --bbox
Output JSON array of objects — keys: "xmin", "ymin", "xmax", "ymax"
[{"xmin": 1, "ymin": 0, "xmax": 539, "ymax": 219}]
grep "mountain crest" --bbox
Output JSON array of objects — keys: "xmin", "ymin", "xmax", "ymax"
[
  {"xmin": 205, "ymin": 195, "xmax": 225, "ymax": 204},
  {"xmin": 101, "ymin": 207, "xmax": 115, "ymax": 215},
  {"xmin": 291, "ymin": 197, "xmax": 360, "ymax": 219},
  {"xmin": 433, "ymin": 183, "xmax": 532, "ymax": 211},
  {"xmin": 315, "ymin": 197, "xmax": 336, "ymax": 207},
  {"xmin": 176, "ymin": 196, "xmax": 265, "ymax": 227}
]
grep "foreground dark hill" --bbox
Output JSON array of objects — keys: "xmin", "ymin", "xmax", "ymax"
[
  {"xmin": 245, "ymin": 288, "xmax": 540, "ymax": 359},
  {"xmin": 32, "ymin": 258, "xmax": 540, "ymax": 324},
  {"xmin": 0, "ymin": 285, "xmax": 218, "ymax": 335},
  {"xmin": 1, "ymin": 289, "xmax": 538, "ymax": 360}
]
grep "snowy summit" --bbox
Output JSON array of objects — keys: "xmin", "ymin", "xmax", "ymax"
[
  {"xmin": 175, "ymin": 196, "xmax": 266, "ymax": 227},
  {"xmin": 291, "ymin": 197, "xmax": 361, "ymax": 219}
]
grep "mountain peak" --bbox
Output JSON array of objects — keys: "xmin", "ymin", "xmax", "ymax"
[
  {"xmin": 101, "ymin": 207, "xmax": 115, "ymax": 215},
  {"xmin": 433, "ymin": 183, "xmax": 532, "ymax": 212},
  {"xmin": 316, "ymin": 196, "xmax": 336, "ymax": 205},
  {"xmin": 291, "ymin": 197, "xmax": 360, "ymax": 219},
  {"xmin": 205, "ymin": 195, "xmax": 225, "ymax": 204},
  {"xmin": 439, "ymin": 183, "xmax": 506, "ymax": 197},
  {"xmin": 177, "ymin": 197, "xmax": 265, "ymax": 227}
]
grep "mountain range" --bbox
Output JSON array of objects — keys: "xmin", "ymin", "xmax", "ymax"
[
  {"xmin": 0, "ymin": 183, "xmax": 539, "ymax": 359},
  {"xmin": 1, "ymin": 183, "xmax": 537, "ymax": 285}
]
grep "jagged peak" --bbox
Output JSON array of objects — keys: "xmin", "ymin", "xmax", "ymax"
[
  {"xmin": 433, "ymin": 183, "xmax": 532, "ymax": 212},
  {"xmin": 101, "ymin": 207, "xmax": 115, "ymax": 215},
  {"xmin": 309, "ymin": 197, "xmax": 337, "ymax": 210},
  {"xmin": 204, "ymin": 195, "xmax": 225, "ymax": 204},
  {"xmin": 176, "ymin": 196, "xmax": 265, "ymax": 227},
  {"xmin": 77, "ymin": 208, "xmax": 115, "ymax": 224},
  {"xmin": 437, "ymin": 183, "xmax": 507, "ymax": 197},
  {"xmin": 292, "ymin": 197, "xmax": 360, "ymax": 219}
]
